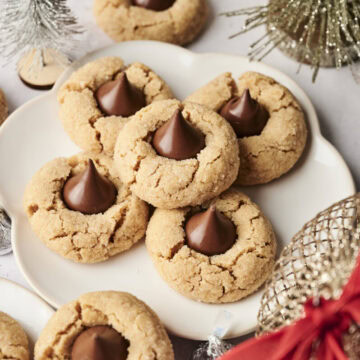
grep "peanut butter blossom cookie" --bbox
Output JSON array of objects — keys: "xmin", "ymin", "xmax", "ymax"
[
  {"xmin": 23, "ymin": 152, "xmax": 148, "ymax": 263},
  {"xmin": 34, "ymin": 291, "xmax": 174, "ymax": 360},
  {"xmin": 114, "ymin": 99, "xmax": 240, "ymax": 209},
  {"xmin": 93, "ymin": 0, "xmax": 208, "ymax": 46},
  {"xmin": 0, "ymin": 311, "xmax": 29, "ymax": 360},
  {"xmin": 146, "ymin": 188, "xmax": 276, "ymax": 303},
  {"xmin": 186, "ymin": 71, "xmax": 308, "ymax": 185},
  {"xmin": 0, "ymin": 89, "xmax": 8, "ymax": 125},
  {"xmin": 58, "ymin": 56, "xmax": 173, "ymax": 155}
]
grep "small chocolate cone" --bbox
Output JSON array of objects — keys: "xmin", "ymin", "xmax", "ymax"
[
  {"xmin": 220, "ymin": 89, "xmax": 269, "ymax": 138},
  {"xmin": 95, "ymin": 72, "xmax": 145, "ymax": 117},
  {"xmin": 132, "ymin": 0, "xmax": 175, "ymax": 11},
  {"xmin": 185, "ymin": 205, "xmax": 237, "ymax": 256},
  {"xmin": 152, "ymin": 109, "xmax": 205, "ymax": 160},
  {"xmin": 71, "ymin": 326, "xmax": 129, "ymax": 360},
  {"xmin": 63, "ymin": 160, "xmax": 117, "ymax": 214}
]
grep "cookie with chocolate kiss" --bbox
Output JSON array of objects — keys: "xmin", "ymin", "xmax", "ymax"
[
  {"xmin": 220, "ymin": 89, "xmax": 269, "ymax": 138},
  {"xmin": 71, "ymin": 326, "xmax": 129, "ymax": 360},
  {"xmin": 95, "ymin": 72, "xmax": 146, "ymax": 117},
  {"xmin": 132, "ymin": 0, "xmax": 175, "ymax": 11},
  {"xmin": 94, "ymin": 0, "xmax": 208, "ymax": 46},
  {"xmin": 34, "ymin": 291, "xmax": 174, "ymax": 359},
  {"xmin": 24, "ymin": 153, "xmax": 149, "ymax": 263},
  {"xmin": 185, "ymin": 72, "xmax": 308, "ymax": 185},
  {"xmin": 152, "ymin": 109, "xmax": 205, "ymax": 160},
  {"xmin": 185, "ymin": 205, "xmax": 236, "ymax": 256},
  {"xmin": 146, "ymin": 188, "xmax": 277, "ymax": 303},
  {"xmin": 114, "ymin": 99, "xmax": 240, "ymax": 209},
  {"xmin": 63, "ymin": 159, "xmax": 117, "ymax": 214}
]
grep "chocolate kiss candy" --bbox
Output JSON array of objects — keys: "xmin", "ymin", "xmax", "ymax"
[
  {"xmin": 152, "ymin": 109, "xmax": 205, "ymax": 160},
  {"xmin": 185, "ymin": 205, "xmax": 237, "ymax": 256},
  {"xmin": 63, "ymin": 159, "xmax": 117, "ymax": 215},
  {"xmin": 132, "ymin": 0, "xmax": 175, "ymax": 11},
  {"xmin": 220, "ymin": 89, "xmax": 269, "ymax": 138},
  {"xmin": 71, "ymin": 325, "xmax": 129, "ymax": 360},
  {"xmin": 95, "ymin": 72, "xmax": 145, "ymax": 117}
]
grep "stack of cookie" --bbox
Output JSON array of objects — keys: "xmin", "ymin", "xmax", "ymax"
[{"xmin": 23, "ymin": 56, "xmax": 307, "ymax": 306}]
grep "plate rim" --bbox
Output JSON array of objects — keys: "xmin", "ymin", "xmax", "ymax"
[
  {"xmin": 0, "ymin": 276, "xmax": 54, "ymax": 315},
  {"xmin": 0, "ymin": 41, "xmax": 356, "ymax": 339}
]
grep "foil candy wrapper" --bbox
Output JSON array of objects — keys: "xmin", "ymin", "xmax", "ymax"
[
  {"xmin": 0, "ymin": 208, "xmax": 11, "ymax": 255},
  {"xmin": 192, "ymin": 311, "xmax": 233, "ymax": 360}
]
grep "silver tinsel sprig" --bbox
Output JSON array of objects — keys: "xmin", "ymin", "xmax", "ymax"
[
  {"xmin": 222, "ymin": 0, "xmax": 360, "ymax": 82},
  {"xmin": 0, "ymin": 0, "xmax": 83, "ymax": 65}
]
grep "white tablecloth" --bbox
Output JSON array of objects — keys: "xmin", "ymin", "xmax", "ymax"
[{"xmin": 0, "ymin": 0, "xmax": 359, "ymax": 357}]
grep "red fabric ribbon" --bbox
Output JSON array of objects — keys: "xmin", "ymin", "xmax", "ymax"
[{"xmin": 220, "ymin": 254, "xmax": 360, "ymax": 360}]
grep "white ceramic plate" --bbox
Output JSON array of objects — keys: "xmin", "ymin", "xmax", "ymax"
[
  {"xmin": 0, "ymin": 41, "xmax": 355, "ymax": 340},
  {"xmin": 0, "ymin": 278, "xmax": 54, "ymax": 355}
]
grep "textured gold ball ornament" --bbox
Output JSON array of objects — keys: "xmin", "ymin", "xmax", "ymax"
[{"xmin": 257, "ymin": 193, "xmax": 360, "ymax": 358}]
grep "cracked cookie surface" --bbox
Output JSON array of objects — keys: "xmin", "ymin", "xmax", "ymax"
[
  {"xmin": 0, "ymin": 311, "xmax": 29, "ymax": 360},
  {"xmin": 58, "ymin": 57, "xmax": 173, "ymax": 156},
  {"xmin": 34, "ymin": 291, "xmax": 174, "ymax": 360},
  {"xmin": 186, "ymin": 71, "xmax": 308, "ymax": 185},
  {"xmin": 93, "ymin": 0, "xmax": 208, "ymax": 45},
  {"xmin": 23, "ymin": 152, "xmax": 149, "ymax": 263},
  {"xmin": 0, "ymin": 89, "xmax": 8, "ymax": 125},
  {"xmin": 146, "ymin": 188, "xmax": 276, "ymax": 303},
  {"xmin": 114, "ymin": 99, "xmax": 240, "ymax": 209}
]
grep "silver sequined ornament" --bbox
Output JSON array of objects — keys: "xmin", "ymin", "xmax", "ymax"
[
  {"xmin": 222, "ymin": 0, "xmax": 360, "ymax": 82},
  {"xmin": 257, "ymin": 193, "xmax": 360, "ymax": 358},
  {"xmin": 0, "ymin": 208, "xmax": 11, "ymax": 255}
]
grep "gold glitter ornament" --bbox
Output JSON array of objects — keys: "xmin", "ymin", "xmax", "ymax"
[
  {"xmin": 222, "ymin": 0, "xmax": 360, "ymax": 82},
  {"xmin": 257, "ymin": 193, "xmax": 360, "ymax": 358}
]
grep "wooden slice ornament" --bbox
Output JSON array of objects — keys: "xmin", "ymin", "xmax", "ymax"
[{"xmin": 17, "ymin": 49, "xmax": 67, "ymax": 90}]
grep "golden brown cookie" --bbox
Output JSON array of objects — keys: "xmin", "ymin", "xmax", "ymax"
[
  {"xmin": 146, "ymin": 188, "xmax": 276, "ymax": 303},
  {"xmin": 23, "ymin": 152, "xmax": 149, "ymax": 263},
  {"xmin": 93, "ymin": 0, "xmax": 208, "ymax": 45},
  {"xmin": 0, "ymin": 311, "xmax": 29, "ymax": 360},
  {"xmin": 186, "ymin": 71, "xmax": 308, "ymax": 185},
  {"xmin": 0, "ymin": 89, "xmax": 8, "ymax": 125},
  {"xmin": 58, "ymin": 57, "xmax": 173, "ymax": 156},
  {"xmin": 34, "ymin": 291, "xmax": 174, "ymax": 360},
  {"xmin": 114, "ymin": 99, "xmax": 240, "ymax": 209}
]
